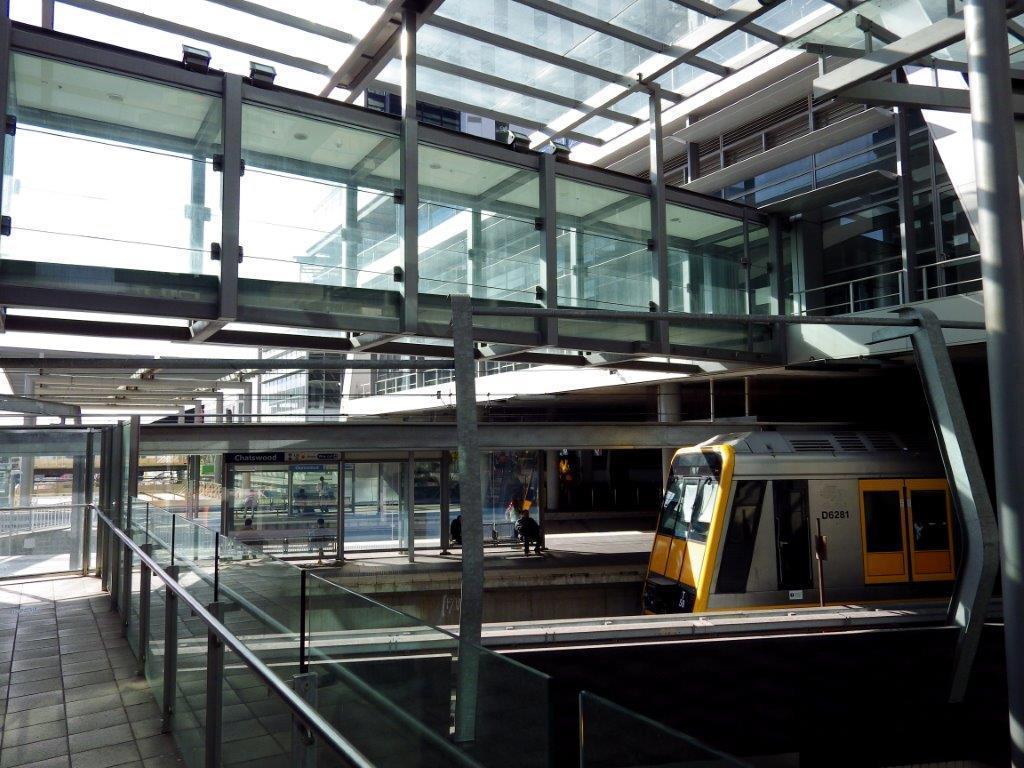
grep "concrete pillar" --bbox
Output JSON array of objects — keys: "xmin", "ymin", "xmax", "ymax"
[
  {"xmin": 545, "ymin": 450, "xmax": 559, "ymax": 513},
  {"xmin": 657, "ymin": 383, "xmax": 681, "ymax": 487}
]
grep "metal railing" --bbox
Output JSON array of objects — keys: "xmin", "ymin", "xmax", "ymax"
[
  {"xmin": 790, "ymin": 268, "xmax": 906, "ymax": 316},
  {"xmin": 918, "ymin": 253, "xmax": 983, "ymax": 299},
  {"xmin": 94, "ymin": 504, "xmax": 376, "ymax": 768},
  {"xmin": 0, "ymin": 503, "xmax": 74, "ymax": 535}
]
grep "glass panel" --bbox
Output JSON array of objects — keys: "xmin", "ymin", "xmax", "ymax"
[
  {"xmin": 138, "ymin": 455, "xmax": 190, "ymax": 515},
  {"xmin": 220, "ymin": 648, "xmax": 293, "ymax": 768},
  {"xmin": 4, "ymin": 53, "xmax": 221, "ymax": 301},
  {"xmin": 556, "ymin": 178, "xmax": 652, "ymax": 313},
  {"xmin": 305, "ymin": 575, "xmax": 472, "ymax": 766},
  {"xmin": 579, "ymin": 691, "xmax": 746, "ymax": 767},
  {"xmin": 240, "ymin": 104, "xmax": 402, "ymax": 321},
  {"xmin": 170, "ymin": 588, "xmax": 207, "ymax": 766},
  {"xmin": 342, "ymin": 461, "xmax": 406, "ymax": 551},
  {"xmin": 436, "ymin": 0, "xmax": 650, "ymax": 76},
  {"xmin": 144, "ymin": 568, "xmax": 166, "ymax": 724},
  {"xmin": 910, "ymin": 490, "xmax": 949, "ymax": 552},
  {"xmin": 419, "ymin": 145, "xmax": 541, "ymax": 302},
  {"xmin": 716, "ymin": 480, "xmax": 767, "ymax": 593},
  {"xmin": 863, "ymin": 490, "xmax": 904, "ymax": 553},
  {"xmin": 217, "ymin": 535, "xmax": 303, "ymax": 679},
  {"xmin": 667, "ymin": 203, "xmax": 747, "ymax": 314}
]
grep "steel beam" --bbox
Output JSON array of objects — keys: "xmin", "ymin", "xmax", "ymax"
[
  {"xmin": 964, "ymin": 1, "xmax": 1024, "ymax": 762},
  {"xmin": 900, "ymin": 308, "xmax": 999, "ymax": 704},
  {"xmin": 837, "ymin": 79, "xmax": 1024, "ymax": 115},
  {"xmin": 540, "ymin": 153, "xmax": 559, "ymax": 347},
  {"xmin": 0, "ymin": 358, "xmax": 455, "ymax": 370},
  {"xmin": 321, "ymin": 0, "xmax": 444, "ymax": 100},
  {"xmin": 529, "ymin": 0, "xmax": 778, "ymax": 149},
  {"xmin": 219, "ymin": 74, "xmax": 242, "ymax": 323},
  {"xmin": 400, "ymin": 6, "xmax": 418, "ymax": 334},
  {"xmin": 57, "ymin": 0, "xmax": 332, "ymax": 75},
  {"xmin": 893, "ymin": 102, "xmax": 918, "ymax": 302},
  {"xmin": 648, "ymin": 85, "xmax": 670, "ymax": 353},
  {"xmin": 0, "ymin": 394, "xmax": 81, "ymax": 418},
  {"xmin": 204, "ymin": 0, "xmax": 356, "ymax": 46},
  {"xmin": 452, "ymin": 294, "xmax": 482, "ymax": 745}
]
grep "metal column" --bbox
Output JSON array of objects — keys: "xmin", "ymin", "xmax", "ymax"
[
  {"xmin": 162, "ymin": 565, "xmax": 179, "ymax": 732},
  {"xmin": 452, "ymin": 295, "xmax": 482, "ymax": 744},
  {"xmin": 647, "ymin": 85, "xmax": 670, "ymax": 352},
  {"xmin": 898, "ymin": 308, "xmax": 999, "ymax": 703},
  {"xmin": 205, "ymin": 602, "xmax": 226, "ymax": 768},
  {"xmin": 964, "ymin": 2, "xmax": 1024, "ymax": 762},
  {"xmin": 894, "ymin": 101, "xmax": 919, "ymax": 302},
  {"xmin": 539, "ymin": 152, "xmax": 559, "ymax": 347},
  {"xmin": 399, "ymin": 7, "xmax": 419, "ymax": 332},
  {"xmin": 218, "ymin": 74, "xmax": 242, "ymax": 323},
  {"xmin": 440, "ymin": 450, "xmax": 451, "ymax": 553},
  {"xmin": 657, "ymin": 383, "xmax": 682, "ymax": 488},
  {"xmin": 405, "ymin": 452, "xmax": 415, "ymax": 563},
  {"xmin": 335, "ymin": 455, "xmax": 345, "ymax": 563}
]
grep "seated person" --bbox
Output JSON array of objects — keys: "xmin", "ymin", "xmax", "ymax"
[
  {"xmin": 292, "ymin": 487, "xmax": 308, "ymax": 516},
  {"xmin": 514, "ymin": 509, "xmax": 541, "ymax": 556}
]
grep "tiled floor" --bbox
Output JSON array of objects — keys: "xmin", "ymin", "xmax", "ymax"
[{"xmin": 0, "ymin": 574, "xmax": 186, "ymax": 768}]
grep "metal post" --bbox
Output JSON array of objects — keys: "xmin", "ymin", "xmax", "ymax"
[
  {"xmin": 162, "ymin": 565, "xmax": 179, "ymax": 732},
  {"xmin": 121, "ymin": 526, "xmax": 132, "ymax": 633},
  {"xmin": 406, "ymin": 452, "xmax": 415, "ymax": 563},
  {"xmin": 539, "ymin": 152, "xmax": 559, "ymax": 347},
  {"xmin": 299, "ymin": 568, "xmax": 308, "ymax": 673},
  {"xmin": 452, "ymin": 295, "xmax": 483, "ymax": 744},
  {"xmin": 897, "ymin": 308, "xmax": 999, "ymax": 703},
  {"xmin": 291, "ymin": 672, "xmax": 318, "ymax": 768},
  {"xmin": 137, "ymin": 546, "xmax": 152, "ymax": 676},
  {"xmin": 205, "ymin": 602, "xmax": 226, "ymax": 768},
  {"xmin": 768, "ymin": 215, "xmax": 785, "ymax": 315},
  {"xmin": 964, "ymin": 3, "xmax": 1024, "ymax": 760},
  {"xmin": 399, "ymin": 6, "xmax": 419, "ymax": 333},
  {"xmin": 440, "ymin": 450, "xmax": 451, "ymax": 554},
  {"xmin": 657, "ymin": 383, "xmax": 681, "ymax": 488},
  {"xmin": 81, "ymin": 431, "xmax": 94, "ymax": 574},
  {"xmin": 647, "ymin": 85, "xmax": 670, "ymax": 352},
  {"xmin": 219, "ymin": 74, "xmax": 242, "ymax": 323},
  {"xmin": 894, "ymin": 102, "xmax": 919, "ymax": 302},
  {"xmin": 335, "ymin": 456, "xmax": 345, "ymax": 563}
]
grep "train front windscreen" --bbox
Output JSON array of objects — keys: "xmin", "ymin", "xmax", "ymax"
[{"xmin": 645, "ymin": 450, "xmax": 724, "ymax": 613}]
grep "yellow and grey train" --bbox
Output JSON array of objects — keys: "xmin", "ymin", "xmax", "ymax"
[{"xmin": 643, "ymin": 430, "xmax": 957, "ymax": 614}]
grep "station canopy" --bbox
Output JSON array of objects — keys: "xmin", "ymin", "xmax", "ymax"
[{"xmin": 19, "ymin": 0, "xmax": 856, "ymax": 158}]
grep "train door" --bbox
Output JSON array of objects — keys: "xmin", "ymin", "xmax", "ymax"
[
  {"xmin": 860, "ymin": 479, "xmax": 910, "ymax": 583},
  {"xmin": 772, "ymin": 480, "xmax": 813, "ymax": 590},
  {"xmin": 904, "ymin": 479, "xmax": 955, "ymax": 581}
]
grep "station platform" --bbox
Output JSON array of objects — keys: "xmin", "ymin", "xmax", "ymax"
[
  {"xmin": 310, "ymin": 531, "xmax": 653, "ymax": 624},
  {"xmin": 0, "ymin": 575, "xmax": 184, "ymax": 768}
]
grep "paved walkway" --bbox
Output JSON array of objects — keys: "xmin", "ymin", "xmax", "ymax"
[{"xmin": 0, "ymin": 575, "xmax": 185, "ymax": 768}]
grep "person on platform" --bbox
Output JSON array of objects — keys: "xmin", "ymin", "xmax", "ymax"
[
  {"xmin": 450, "ymin": 515, "xmax": 462, "ymax": 546},
  {"xmin": 515, "ymin": 508, "xmax": 541, "ymax": 556}
]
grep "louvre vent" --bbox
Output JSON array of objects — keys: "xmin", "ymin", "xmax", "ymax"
[
  {"xmin": 790, "ymin": 438, "xmax": 835, "ymax": 452},
  {"xmin": 863, "ymin": 432, "xmax": 900, "ymax": 451},
  {"xmin": 833, "ymin": 432, "xmax": 868, "ymax": 452}
]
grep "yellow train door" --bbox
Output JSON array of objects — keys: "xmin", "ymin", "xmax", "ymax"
[
  {"xmin": 859, "ymin": 478, "xmax": 955, "ymax": 584},
  {"xmin": 905, "ymin": 479, "xmax": 955, "ymax": 581},
  {"xmin": 859, "ymin": 479, "xmax": 910, "ymax": 584}
]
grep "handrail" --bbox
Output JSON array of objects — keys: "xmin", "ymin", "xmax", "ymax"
[
  {"xmin": 915, "ymin": 253, "xmax": 980, "ymax": 271},
  {"xmin": 94, "ymin": 505, "xmax": 376, "ymax": 768},
  {"xmin": 126, "ymin": 502, "xmax": 486, "ymax": 767},
  {"xmin": 790, "ymin": 267, "xmax": 905, "ymax": 297}
]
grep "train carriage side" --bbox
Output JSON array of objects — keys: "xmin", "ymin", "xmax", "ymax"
[{"xmin": 643, "ymin": 432, "xmax": 957, "ymax": 614}]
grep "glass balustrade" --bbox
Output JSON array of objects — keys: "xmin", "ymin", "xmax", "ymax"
[{"xmin": 117, "ymin": 501, "xmax": 741, "ymax": 767}]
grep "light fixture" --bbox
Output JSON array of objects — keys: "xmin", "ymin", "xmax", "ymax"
[
  {"xmin": 182, "ymin": 45, "xmax": 212, "ymax": 73},
  {"xmin": 249, "ymin": 61, "xmax": 277, "ymax": 87},
  {"xmin": 497, "ymin": 126, "xmax": 530, "ymax": 152}
]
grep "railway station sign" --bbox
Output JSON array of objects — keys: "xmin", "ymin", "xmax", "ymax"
[{"xmin": 226, "ymin": 451, "xmax": 342, "ymax": 464}]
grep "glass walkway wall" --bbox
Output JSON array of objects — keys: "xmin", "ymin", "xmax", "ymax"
[{"xmin": 0, "ymin": 23, "xmax": 785, "ymax": 364}]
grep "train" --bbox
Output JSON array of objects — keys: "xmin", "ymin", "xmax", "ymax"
[{"xmin": 643, "ymin": 430, "xmax": 957, "ymax": 614}]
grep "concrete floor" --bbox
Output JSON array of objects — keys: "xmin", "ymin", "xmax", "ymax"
[{"xmin": 0, "ymin": 575, "xmax": 185, "ymax": 768}]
